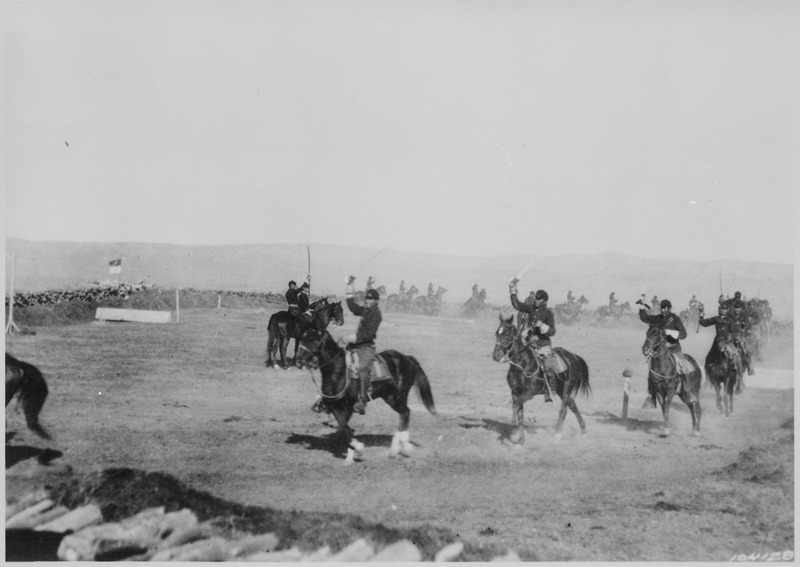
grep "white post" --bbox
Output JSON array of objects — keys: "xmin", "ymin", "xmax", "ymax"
[
  {"xmin": 217, "ymin": 294, "xmax": 221, "ymax": 310},
  {"xmin": 6, "ymin": 252, "xmax": 20, "ymax": 335},
  {"xmin": 175, "ymin": 288, "xmax": 180, "ymax": 324}
]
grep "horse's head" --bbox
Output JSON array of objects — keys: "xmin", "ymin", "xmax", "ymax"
[
  {"xmin": 329, "ymin": 301, "xmax": 344, "ymax": 326},
  {"xmin": 296, "ymin": 326, "xmax": 328, "ymax": 369},
  {"xmin": 493, "ymin": 314, "xmax": 517, "ymax": 363},
  {"xmin": 409, "ymin": 285, "xmax": 419, "ymax": 296},
  {"xmin": 642, "ymin": 325, "xmax": 666, "ymax": 359}
]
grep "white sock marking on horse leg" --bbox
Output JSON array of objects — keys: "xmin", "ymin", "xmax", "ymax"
[
  {"xmin": 345, "ymin": 448, "xmax": 355, "ymax": 465},
  {"xmin": 399, "ymin": 430, "xmax": 411, "ymax": 453}
]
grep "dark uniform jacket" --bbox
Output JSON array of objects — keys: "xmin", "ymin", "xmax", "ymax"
[
  {"xmin": 285, "ymin": 288, "xmax": 300, "ymax": 314},
  {"xmin": 297, "ymin": 289, "xmax": 310, "ymax": 312},
  {"xmin": 346, "ymin": 298, "xmax": 382, "ymax": 347},
  {"xmin": 698, "ymin": 314, "xmax": 732, "ymax": 338},
  {"xmin": 510, "ymin": 293, "xmax": 555, "ymax": 347},
  {"xmin": 638, "ymin": 308, "xmax": 687, "ymax": 350}
]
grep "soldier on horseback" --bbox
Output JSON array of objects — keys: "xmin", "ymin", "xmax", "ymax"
[
  {"xmin": 636, "ymin": 297, "xmax": 692, "ymax": 392},
  {"xmin": 509, "ymin": 280, "xmax": 561, "ymax": 403},
  {"xmin": 345, "ymin": 275, "xmax": 383, "ymax": 415},
  {"xmin": 728, "ymin": 301, "xmax": 755, "ymax": 379},
  {"xmin": 296, "ymin": 279, "xmax": 312, "ymax": 322},
  {"xmin": 285, "ymin": 280, "xmax": 300, "ymax": 317},
  {"xmin": 698, "ymin": 302, "xmax": 745, "ymax": 393},
  {"xmin": 399, "ymin": 280, "xmax": 406, "ymax": 296},
  {"xmin": 567, "ymin": 290, "xmax": 575, "ymax": 304}
]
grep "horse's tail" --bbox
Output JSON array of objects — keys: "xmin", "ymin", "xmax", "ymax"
[
  {"xmin": 405, "ymin": 356, "xmax": 436, "ymax": 416},
  {"xmin": 559, "ymin": 350, "xmax": 591, "ymax": 399},
  {"xmin": 7, "ymin": 355, "xmax": 51, "ymax": 440}
]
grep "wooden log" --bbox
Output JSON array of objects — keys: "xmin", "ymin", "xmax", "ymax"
[
  {"xmin": 434, "ymin": 541, "xmax": 464, "ymax": 562},
  {"xmin": 226, "ymin": 532, "xmax": 280, "ymax": 557},
  {"xmin": 329, "ymin": 538, "xmax": 374, "ymax": 562},
  {"xmin": 241, "ymin": 547, "xmax": 303, "ymax": 562},
  {"xmin": 373, "ymin": 539, "xmax": 422, "ymax": 562},
  {"xmin": 158, "ymin": 522, "xmax": 213, "ymax": 549},
  {"xmin": 40, "ymin": 504, "xmax": 101, "ymax": 535},
  {"xmin": 55, "ymin": 507, "xmax": 198, "ymax": 560},
  {"xmin": 13, "ymin": 505, "xmax": 70, "ymax": 530},
  {"xmin": 150, "ymin": 537, "xmax": 229, "ymax": 562},
  {"xmin": 6, "ymin": 489, "xmax": 50, "ymax": 519},
  {"xmin": 301, "ymin": 544, "xmax": 332, "ymax": 561},
  {"xmin": 6, "ymin": 499, "xmax": 56, "ymax": 528}
]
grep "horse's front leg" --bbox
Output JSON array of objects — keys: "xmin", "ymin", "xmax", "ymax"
[
  {"xmin": 661, "ymin": 390, "xmax": 675, "ymax": 436},
  {"xmin": 510, "ymin": 394, "xmax": 528, "ymax": 445},
  {"xmin": 713, "ymin": 382, "xmax": 723, "ymax": 413}
]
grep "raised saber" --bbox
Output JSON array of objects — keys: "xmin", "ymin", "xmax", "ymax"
[
  {"xmin": 306, "ymin": 244, "xmax": 311, "ymax": 293},
  {"xmin": 509, "ymin": 256, "xmax": 542, "ymax": 285}
]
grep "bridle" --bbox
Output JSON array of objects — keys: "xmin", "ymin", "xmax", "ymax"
[
  {"xmin": 644, "ymin": 328, "xmax": 678, "ymax": 382},
  {"xmin": 297, "ymin": 329, "xmax": 350, "ymax": 400},
  {"xmin": 495, "ymin": 321, "xmax": 542, "ymax": 380}
]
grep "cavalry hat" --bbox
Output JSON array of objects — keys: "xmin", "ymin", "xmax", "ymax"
[
  {"xmin": 365, "ymin": 289, "xmax": 380, "ymax": 300},
  {"xmin": 660, "ymin": 299, "xmax": 672, "ymax": 309},
  {"xmin": 534, "ymin": 289, "xmax": 549, "ymax": 301},
  {"xmin": 288, "ymin": 280, "xmax": 297, "ymax": 287}
]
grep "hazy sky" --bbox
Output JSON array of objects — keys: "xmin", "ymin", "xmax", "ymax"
[{"xmin": 3, "ymin": 1, "xmax": 796, "ymax": 264}]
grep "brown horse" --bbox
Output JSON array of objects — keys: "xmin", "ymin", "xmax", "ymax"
[
  {"xmin": 642, "ymin": 325, "xmax": 702, "ymax": 435},
  {"xmin": 265, "ymin": 299, "xmax": 344, "ymax": 369},
  {"xmin": 6, "ymin": 353, "xmax": 51, "ymax": 440},
  {"xmin": 704, "ymin": 338, "xmax": 741, "ymax": 417},
  {"xmin": 295, "ymin": 327, "xmax": 436, "ymax": 464},
  {"xmin": 492, "ymin": 314, "xmax": 590, "ymax": 444}
]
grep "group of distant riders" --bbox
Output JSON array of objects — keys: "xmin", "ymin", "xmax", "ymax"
[{"xmin": 281, "ymin": 272, "xmax": 759, "ymax": 416}]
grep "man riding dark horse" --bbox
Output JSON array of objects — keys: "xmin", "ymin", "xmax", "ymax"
[
  {"xmin": 296, "ymin": 281, "xmax": 312, "ymax": 322},
  {"xmin": 285, "ymin": 280, "xmax": 300, "ymax": 316},
  {"xmin": 698, "ymin": 302, "xmax": 745, "ymax": 393},
  {"xmin": 509, "ymin": 281, "xmax": 563, "ymax": 403},
  {"xmin": 729, "ymin": 301, "xmax": 755, "ymax": 378},
  {"xmin": 636, "ymin": 297, "xmax": 693, "ymax": 392},
  {"xmin": 345, "ymin": 276, "xmax": 383, "ymax": 415}
]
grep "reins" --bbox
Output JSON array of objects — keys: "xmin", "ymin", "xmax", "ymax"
[
  {"xmin": 299, "ymin": 336, "xmax": 351, "ymax": 401},
  {"xmin": 498, "ymin": 324, "xmax": 542, "ymax": 380}
]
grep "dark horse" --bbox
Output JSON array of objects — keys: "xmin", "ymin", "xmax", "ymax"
[
  {"xmin": 642, "ymin": 325, "xmax": 702, "ymax": 435},
  {"xmin": 704, "ymin": 338, "xmax": 741, "ymax": 418},
  {"xmin": 492, "ymin": 314, "xmax": 591, "ymax": 445},
  {"xmin": 265, "ymin": 299, "xmax": 344, "ymax": 369},
  {"xmin": 6, "ymin": 353, "xmax": 51, "ymax": 440},
  {"xmin": 295, "ymin": 327, "xmax": 436, "ymax": 464}
]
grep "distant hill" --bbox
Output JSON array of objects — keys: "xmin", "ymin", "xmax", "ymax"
[{"xmin": 5, "ymin": 238, "xmax": 794, "ymax": 320}]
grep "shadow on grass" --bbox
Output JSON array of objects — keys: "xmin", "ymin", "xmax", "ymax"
[
  {"xmin": 5, "ymin": 444, "xmax": 64, "ymax": 468},
  {"xmin": 285, "ymin": 432, "xmax": 396, "ymax": 460},
  {"xmin": 458, "ymin": 416, "xmax": 550, "ymax": 443}
]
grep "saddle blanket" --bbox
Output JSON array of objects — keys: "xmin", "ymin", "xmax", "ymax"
[
  {"xmin": 534, "ymin": 345, "xmax": 568, "ymax": 375},
  {"xmin": 671, "ymin": 353, "xmax": 695, "ymax": 376},
  {"xmin": 345, "ymin": 351, "xmax": 390, "ymax": 383}
]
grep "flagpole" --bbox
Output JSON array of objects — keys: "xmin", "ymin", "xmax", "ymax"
[{"xmin": 118, "ymin": 256, "xmax": 122, "ymax": 288}]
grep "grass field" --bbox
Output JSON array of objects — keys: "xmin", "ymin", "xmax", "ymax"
[{"xmin": 5, "ymin": 304, "xmax": 794, "ymax": 561}]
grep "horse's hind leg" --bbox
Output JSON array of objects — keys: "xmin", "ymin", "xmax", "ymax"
[{"xmin": 390, "ymin": 406, "xmax": 412, "ymax": 456}]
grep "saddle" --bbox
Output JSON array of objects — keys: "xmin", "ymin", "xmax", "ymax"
[
  {"xmin": 669, "ymin": 352, "xmax": 695, "ymax": 377},
  {"xmin": 345, "ymin": 351, "xmax": 390, "ymax": 383},
  {"xmin": 528, "ymin": 344, "xmax": 568, "ymax": 375}
]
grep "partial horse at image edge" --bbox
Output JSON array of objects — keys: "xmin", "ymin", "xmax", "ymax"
[{"xmin": 6, "ymin": 353, "xmax": 51, "ymax": 440}]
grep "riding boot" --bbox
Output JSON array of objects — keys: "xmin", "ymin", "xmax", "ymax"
[
  {"xmin": 543, "ymin": 372, "xmax": 555, "ymax": 403},
  {"xmin": 353, "ymin": 373, "xmax": 370, "ymax": 415}
]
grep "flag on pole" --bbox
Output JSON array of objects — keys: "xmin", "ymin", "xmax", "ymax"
[{"xmin": 109, "ymin": 259, "xmax": 122, "ymax": 274}]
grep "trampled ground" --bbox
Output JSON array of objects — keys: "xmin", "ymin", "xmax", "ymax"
[{"xmin": 5, "ymin": 305, "xmax": 794, "ymax": 561}]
